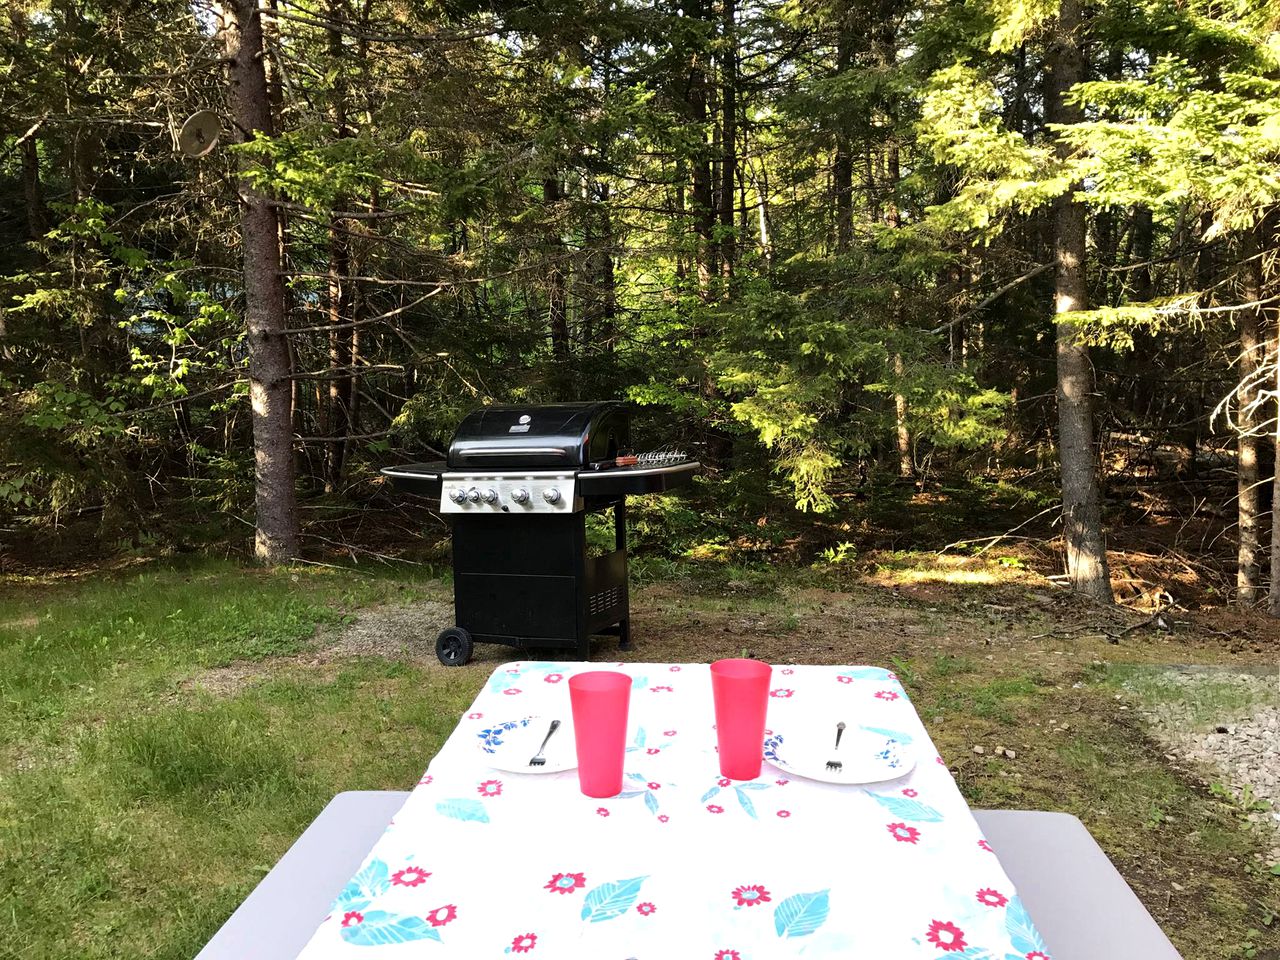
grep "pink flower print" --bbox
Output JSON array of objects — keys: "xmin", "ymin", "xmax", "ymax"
[
  {"xmin": 636, "ymin": 902, "xmax": 656, "ymax": 916},
  {"xmin": 781, "ymin": 668, "xmax": 794, "ymax": 675},
  {"xmin": 1025, "ymin": 953, "xmax": 1050, "ymax": 960},
  {"xmin": 902, "ymin": 788, "xmax": 918, "ymax": 798},
  {"xmin": 545, "ymin": 872, "xmax": 586, "ymax": 895},
  {"xmin": 669, "ymin": 665, "xmax": 681, "ymax": 672},
  {"xmin": 718, "ymin": 778, "xmax": 731, "ymax": 787},
  {"xmin": 391, "ymin": 866, "xmax": 430, "ymax": 887},
  {"xmin": 426, "ymin": 904, "xmax": 457, "ymax": 927},
  {"xmin": 875, "ymin": 690, "xmax": 899, "ymax": 701},
  {"xmin": 417, "ymin": 774, "xmax": 433, "ymax": 785},
  {"xmin": 976, "ymin": 888, "xmax": 1008, "ymax": 907},
  {"xmin": 707, "ymin": 804, "xmax": 725, "ymax": 814},
  {"xmin": 887, "ymin": 822, "xmax": 920, "ymax": 844},
  {"xmin": 467, "ymin": 712, "xmax": 483, "ymax": 720},
  {"xmin": 936, "ymin": 755, "xmax": 946, "ymax": 765},
  {"xmin": 658, "ymin": 814, "xmax": 670, "ymax": 823},
  {"xmin": 978, "ymin": 838, "xmax": 994, "ymax": 853},
  {"xmin": 887, "ymin": 672, "xmax": 898, "ymax": 680},
  {"xmin": 646, "ymin": 748, "xmax": 660, "ymax": 755},
  {"xmin": 477, "ymin": 779, "xmax": 503, "ymax": 797},
  {"xmin": 664, "ymin": 729, "xmax": 677, "ymax": 736},
  {"xmin": 650, "ymin": 685, "xmax": 673, "ymax": 693},
  {"xmin": 596, "ymin": 807, "xmax": 610, "ymax": 817},
  {"xmin": 510, "ymin": 932, "xmax": 537, "ymax": 953},
  {"xmin": 769, "ymin": 688, "xmax": 794, "ymax": 698},
  {"xmin": 647, "ymin": 782, "xmax": 661, "ymax": 790},
  {"xmin": 776, "ymin": 779, "xmax": 789, "ymax": 786},
  {"xmin": 731, "ymin": 884, "xmax": 771, "ymax": 907},
  {"xmin": 341, "ymin": 911, "xmax": 363, "ymax": 927},
  {"xmin": 926, "ymin": 920, "xmax": 967, "ymax": 952},
  {"xmin": 837, "ymin": 675, "xmax": 853, "ymax": 684},
  {"xmin": 714, "ymin": 952, "xmax": 741, "ymax": 960},
  {"xmin": 776, "ymin": 809, "xmax": 791, "ymax": 818},
  {"xmin": 544, "ymin": 673, "xmax": 563, "ymax": 683},
  {"xmin": 503, "ymin": 688, "xmax": 522, "ymax": 696}
]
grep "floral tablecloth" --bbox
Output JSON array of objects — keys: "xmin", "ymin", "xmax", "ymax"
[{"xmin": 294, "ymin": 662, "xmax": 1051, "ymax": 960}]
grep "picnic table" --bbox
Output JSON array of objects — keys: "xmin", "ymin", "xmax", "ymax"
[{"xmin": 283, "ymin": 661, "xmax": 1081, "ymax": 958}]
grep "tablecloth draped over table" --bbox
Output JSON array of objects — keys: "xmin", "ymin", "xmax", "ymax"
[{"xmin": 294, "ymin": 663, "xmax": 1052, "ymax": 960}]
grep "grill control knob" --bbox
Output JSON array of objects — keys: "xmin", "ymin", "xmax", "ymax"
[
  {"xmin": 510, "ymin": 488, "xmax": 530, "ymax": 504},
  {"xmin": 542, "ymin": 487, "xmax": 562, "ymax": 505},
  {"xmin": 466, "ymin": 487, "xmax": 481, "ymax": 503},
  {"xmin": 482, "ymin": 488, "xmax": 499, "ymax": 504},
  {"xmin": 448, "ymin": 488, "xmax": 467, "ymax": 505}
]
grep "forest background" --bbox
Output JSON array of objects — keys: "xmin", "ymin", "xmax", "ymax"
[{"xmin": 2, "ymin": 0, "xmax": 1279, "ymax": 609}]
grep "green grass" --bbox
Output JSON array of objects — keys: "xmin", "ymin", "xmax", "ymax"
[{"xmin": 0, "ymin": 558, "xmax": 482, "ymax": 960}]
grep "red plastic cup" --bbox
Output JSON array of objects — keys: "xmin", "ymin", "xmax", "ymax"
[
  {"xmin": 568, "ymin": 671, "xmax": 632, "ymax": 798},
  {"xmin": 711, "ymin": 658, "xmax": 772, "ymax": 780}
]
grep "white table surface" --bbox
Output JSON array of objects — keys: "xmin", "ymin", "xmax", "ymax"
[{"xmin": 294, "ymin": 662, "xmax": 1054, "ymax": 959}]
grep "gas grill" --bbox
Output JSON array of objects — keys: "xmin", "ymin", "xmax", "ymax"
[{"xmin": 380, "ymin": 402, "xmax": 700, "ymax": 665}]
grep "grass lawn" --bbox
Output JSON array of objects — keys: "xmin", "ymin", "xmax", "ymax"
[{"xmin": 2, "ymin": 555, "xmax": 1277, "ymax": 959}]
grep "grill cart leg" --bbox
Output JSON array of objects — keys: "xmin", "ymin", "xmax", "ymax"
[{"xmin": 615, "ymin": 499, "xmax": 632, "ymax": 652}]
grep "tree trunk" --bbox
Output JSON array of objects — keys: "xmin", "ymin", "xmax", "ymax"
[
  {"xmin": 324, "ymin": 7, "xmax": 353, "ymax": 494},
  {"xmin": 221, "ymin": 0, "xmax": 300, "ymax": 563},
  {"xmin": 1045, "ymin": 0, "xmax": 1112, "ymax": 602},
  {"xmin": 1129, "ymin": 205, "xmax": 1153, "ymax": 301},
  {"xmin": 832, "ymin": 8, "xmax": 853, "ymax": 252},
  {"xmin": 20, "ymin": 136, "xmax": 48, "ymax": 241},
  {"xmin": 1237, "ymin": 227, "xmax": 1264, "ymax": 604},
  {"xmin": 718, "ymin": 0, "xmax": 737, "ymax": 284},
  {"xmin": 544, "ymin": 175, "xmax": 571, "ymax": 396},
  {"xmin": 688, "ymin": 0, "xmax": 716, "ymax": 301}
]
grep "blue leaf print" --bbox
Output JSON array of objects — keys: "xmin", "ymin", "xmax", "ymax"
[
  {"xmin": 773, "ymin": 889, "xmax": 830, "ymax": 938},
  {"xmin": 580, "ymin": 876, "xmax": 647, "ymax": 923},
  {"xmin": 333, "ymin": 859, "xmax": 390, "ymax": 913},
  {"xmin": 1005, "ymin": 896, "xmax": 1046, "ymax": 956},
  {"xmin": 838, "ymin": 667, "xmax": 892, "ymax": 682},
  {"xmin": 626, "ymin": 773, "xmax": 647, "ymax": 781},
  {"xmin": 701, "ymin": 785, "xmax": 721, "ymax": 803},
  {"xmin": 339, "ymin": 911, "xmax": 442, "ymax": 946},
  {"xmin": 865, "ymin": 792, "xmax": 944, "ymax": 822},
  {"xmin": 630, "ymin": 675, "xmax": 648, "ymax": 690},
  {"xmin": 951, "ymin": 950, "xmax": 997, "ymax": 960},
  {"xmin": 616, "ymin": 790, "xmax": 645, "ymax": 799},
  {"xmin": 763, "ymin": 734, "xmax": 785, "ymax": 762},
  {"xmin": 859, "ymin": 725, "xmax": 914, "ymax": 745},
  {"xmin": 435, "ymin": 798, "xmax": 490, "ymax": 823},
  {"xmin": 633, "ymin": 727, "xmax": 647, "ymax": 749},
  {"xmin": 644, "ymin": 791, "xmax": 660, "ymax": 815},
  {"xmin": 734, "ymin": 786, "xmax": 758, "ymax": 819},
  {"xmin": 736, "ymin": 781, "xmax": 772, "ymax": 791}
]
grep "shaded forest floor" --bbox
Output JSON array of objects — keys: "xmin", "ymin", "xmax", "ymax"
[{"xmin": 1, "ymin": 552, "xmax": 1278, "ymax": 959}]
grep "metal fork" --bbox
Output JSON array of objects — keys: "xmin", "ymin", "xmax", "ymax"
[
  {"xmin": 528, "ymin": 719, "xmax": 561, "ymax": 767},
  {"xmin": 826, "ymin": 721, "xmax": 847, "ymax": 773}
]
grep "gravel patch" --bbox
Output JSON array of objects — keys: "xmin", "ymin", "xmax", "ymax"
[
  {"xmin": 1129, "ymin": 668, "xmax": 1280, "ymax": 863},
  {"xmin": 181, "ymin": 598, "xmax": 455, "ymax": 696}
]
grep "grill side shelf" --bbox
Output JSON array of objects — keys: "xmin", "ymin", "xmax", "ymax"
[
  {"xmin": 577, "ymin": 460, "xmax": 701, "ymax": 497},
  {"xmin": 380, "ymin": 461, "xmax": 446, "ymax": 498}
]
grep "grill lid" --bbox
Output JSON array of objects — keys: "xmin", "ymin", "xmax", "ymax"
[{"xmin": 447, "ymin": 401, "xmax": 631, "ymax": 470}]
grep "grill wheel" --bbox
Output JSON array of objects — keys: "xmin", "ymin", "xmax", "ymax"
[{"xmin": 435, "ymin": 627, "xmax": 474, "ymax": 667}]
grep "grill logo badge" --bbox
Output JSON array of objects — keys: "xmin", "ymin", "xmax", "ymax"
[{"xmin": 509, "ymin": 413, "xmax": 532, "ymax": 434}]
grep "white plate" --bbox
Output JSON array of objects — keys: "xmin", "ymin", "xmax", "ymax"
[
  {"xmin": 476, "ymin": 716, "xmax": 577, "ymax": 774},
  {"xmin": 763, "ymin": 724, "xmax": 915, "ymax": 785}
]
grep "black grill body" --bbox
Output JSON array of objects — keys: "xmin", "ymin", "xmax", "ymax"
[{"xmin": 381, "ymin": 402, "xmax": 698, "ymax": 665}]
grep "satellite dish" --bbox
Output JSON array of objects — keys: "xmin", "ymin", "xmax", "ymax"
[{"xmin": 178, "ymin": 110, "xmax": 222, "ymax": 158}]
